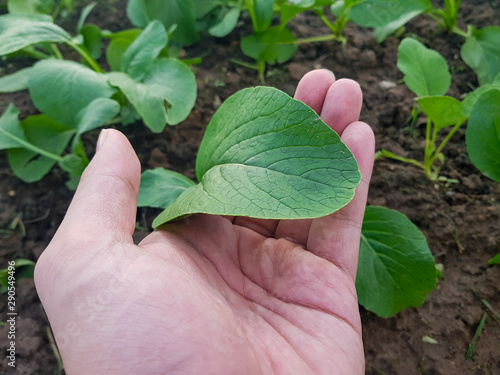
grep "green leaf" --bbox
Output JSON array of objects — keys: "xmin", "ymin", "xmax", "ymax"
[
  {"xmin": 253, "ymin": 0, "xmax": 275, "ymax": 31},
  {"xmin": 349, "ymin": 0, "xmax": 432, "ymax": 42},
  {"xmin": 58, "ymin": 153, "xmax": 88, "ymax": 177},
  {"xmin": 461, "ymin": 26, "xmax": 500, "ymax": 86},
  {"xmin": 0, "ymin": 259, "xmax": 35, "ymax": 294},
  {"xmin": 0, "ymin": 14, "xmax": 71, "ymax": 55},
  {"xmin": 280, "ymin": 0, "xmax": 331, "ymax": 25},
  {"xmin": 466, "ymin": 89, "xmax": 500, "ymax": 182},
  {"xmin": 417, "ymin": 96, "xmax": 465, "ymax": 129},
  {"xmin": 107, "ymin": 58, "xmax": 196, "ymax": 131},
  {"xmin": 0, "ymin": 104, "xmax": 26, "ymax": 150},
  {"xmin": 241, "ymin": 26, "xmax": 298, "ymax": 65},
  {"xmin": 121, "ymin": 20, "xmax": 168, "ymax": 80},
  {"xmin": 29, "ymin": 59, "xmax": 116, "ymax": 127},
  {"xmin": 81, "ymin": 24, "xmax": 103, "ymax": 60},
  {"xmin": 138, "ymin": 168, "xmax": 196, "ymax": 208},
  {"xmin": 0, "ymin": 67, "xmax": 33, "ymax": 93},
  {"xmin": 7, "ymin": 0, "xmax": 53, "ymax": 15},
  {"xmin": 357, "ymin": 206, "xmax": 437, "ymax": 318},
  {"xmin": 105, "ymin": 29, "xmax": 142, "ymax": 71},
  {"xmin": 7, "ymin": 115, "xmax": 74, "ymax": 182},
  {"xmin": 194, "ymin": 0, "xmax": 222, "ymax": 18},
  {"xmin": 76, "ymin": 1, "xmax": 97, "ymax": 33},
  {"xmin": 208, "ymin": 7, "xmax": 240, "ymax": 37},
  {"xmin": 126, "ymin": 0, "xmax": 200, "ymax": 46},
  {"xmin": 71, "ymin": 98, "xmax": 120, "ymax": 150},
  {"xmin": 398, "ymin": 37, "xmax": 451, "ymax": 97},
  {"xmin": 153, "ymin": 87, "xmax": 361, "ymax": 227},
  {"xmin": 489, "ymin": 253, "xmax": 500, "ymax": 265},
  {"xmin": 462, "ymin": 80, "xmax": 500, "ymax": 118}
]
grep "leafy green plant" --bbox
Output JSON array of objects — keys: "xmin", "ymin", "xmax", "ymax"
[
  {"xmin": 137, "ymin": 86, "xmax": 437, "ymax": 317},
  {"xmin": 376, "ymin": 37, "xmax": 500, "ymax": 182},
  {"xmin": 6, "ymin": 0, "xmax": 74, "ymax": 19},
  {"xmin": 0, "ymin": 3, "xmax": 196, "ymax": 186},
  {"xmin": 229, "ymin": 0, "xmax": 339, "ymax": 81}
]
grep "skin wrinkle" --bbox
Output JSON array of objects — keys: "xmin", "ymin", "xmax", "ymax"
[{"xmin": 232, "ymin": 232, "xmax": 361, "ymax": 356}]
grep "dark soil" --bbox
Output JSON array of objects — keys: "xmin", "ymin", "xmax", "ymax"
[{"xmin": 1, "ymin": 1, "xmax": 499, "ymax": 374}]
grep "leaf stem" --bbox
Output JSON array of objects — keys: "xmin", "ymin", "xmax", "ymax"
[
  {"xmin": 0, "ymin": 129, "xmax": 64, "ymax": 162},
  {"xmin": 294, "ymin": 34, "xmax": 342, "ymax": 44},
  {"xmin": 428, "ymin": 121, "xmax": 464, "ymax": 166},
  {"xmin": 244, "ymin": 0, "xmax": 259, "ymax": 31},
  {"xmin": 20, "ymin": 47, "xmax": 51, "ymax": 60},
  {"xmin": 424, "ymin": 118, "xmax": 433, "ymax": 166},
  {"xmin": 376, "ymin": 149, "xmax": 424, "ymax": 169},
  {"xmin": 67, "ymin": 41, "xmax": 103, "ymax": 73},
  {"xmin": 230, "ymin": 59, "xmax": 259, "ymax": 70},
  {"xmin": 451, "ymin": 26, "xmax": 468, "ymax": 38},
  {"xmin": 51, "ymin": 44, "xmax": 64, "ymax": 60},
  {"xmin": 257, "ymin": 60, "xmax": 266, "ymax": 83}
]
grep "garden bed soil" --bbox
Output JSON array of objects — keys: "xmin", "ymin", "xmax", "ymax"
[{"xmin": 1, "ymin": 1, "xmax": 499, "ymax": 374}]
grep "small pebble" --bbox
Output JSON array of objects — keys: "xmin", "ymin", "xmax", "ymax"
[{"xmin": 379, "ymin": 80, "xmax": 397, "ymax": 90}]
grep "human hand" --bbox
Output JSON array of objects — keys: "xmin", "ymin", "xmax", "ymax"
[{"xmin": 35, "ymin": 70, "xmax": 375, "ymax": 374}]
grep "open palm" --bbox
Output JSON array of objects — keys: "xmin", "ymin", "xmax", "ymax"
[{"xmin": 35, "ymin": 70, "xmax": 374, "ymax": 375}]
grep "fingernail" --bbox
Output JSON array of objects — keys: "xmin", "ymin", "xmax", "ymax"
[
  {"xmin": 324, "ymin": 69, "xmax": 335, "ymax": 77},
  {"xmin": 96, "ymin": 129, "xmax": 109, "ymax": 152}
]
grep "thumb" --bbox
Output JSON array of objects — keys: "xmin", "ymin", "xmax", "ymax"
[{"xmin": 58, "ymin": 129, "xmax": 141, "ymax": 242}]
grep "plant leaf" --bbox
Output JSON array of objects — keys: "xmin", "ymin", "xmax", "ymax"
[
  {"xmin": 398, "ymin": 37, "xmax": 451, "ymax": 97},
  {"xmin": 0, "ymin": 14, "xmax": 71, "ymax": 55},
  {"xmin": 241, "ymin": 26, "xmax": 298, "ymax": 65},
  {"xmin": 349, "ymin": 0, "xmax": 432, "ymax": 43},
  {"xmin": 153, "ymin": 87, "xmax": 361, "ymax": 227},
  {"xmin": 126, "ymin": 0, "xmax": 199, "ymax": 46},
  {"xmin": 417, "ymin": 96, "xmax": 466, "ymax": 129},
  {"xmin": 81, "ymin": 24, "xmax": 103, "ymax": 60},
  {"xmin": 105, "ymin": 29, "xmax": 142, "ymax": 71},
  {"xmin": 121, "ymin": 20, "xmax": 168, "ymax": 81},
  {"xmin": 462, "ymin": 80, "xmax": 500, "ymax": 118},
  {"xmin": 7, "ymin": 0, "xmax": 53, "ymax": 15},
  {"xmin": 489, "ymin": 253, "xmax": 500, "ymax": 265},
  {"xmin": 357, "ymin": 206, "xmax": 437, "ymax": 318},
  {"xmin": 0, "ymin": 259, "xmax": 35, "ymax": 294},
  {"xmin": 0, "ymin": 104, "xmax": 26, "ymax": 150},
  {"xmin": 466, "ymin": 89, "xmax": 500, "ymax": 182},
  {"xmin": 253, "ymin": 0, "xmax": 275, "ymax": 32},
  {"xmin": 7, "ymin": 115, "xmax": 74, "ymax": 182},
  {"xmin": 71, "ymin": 98, "xmax": 120, "ymax": 150},
  {"xmin": 0, "ymin": 67, "xmax": 33, "ymax": 93},
  {"xmin": 138, "ymin": 168, "xmax": 196, "ymax": 208},
  {"xmin": 461, "ymin": 26, "xmax": 500, "ymax": 86},
  {"xmin": 76, "ymin": 1, "xmax": 97, "ymax": 33},
  {"xmin": 29, "ymin": 59, "xmax": 116, "ymax": 127},
  {"xmin": 208, "ymin": 7, "xmax": 240, "ymax": 37},
  {"xmin": 107, "ymin": 58, "xmax": 196, "ymax": 131}
]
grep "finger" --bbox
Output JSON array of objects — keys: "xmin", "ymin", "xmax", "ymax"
[
  {"xmin": 294, "ymin": 69, "xmax": 336, "ymax": 113},
  {"xmin": 233, "ymin": 70, "xmax": 336, "ymax": 237},
  {"xmin": 274, "ymin": 76, "xmax": 361, "ymax": 244},
  {"xmin": 320, "ymin": 79, "xmax": 363, "ymax": 136},
  {"xmin": 57, "ymin": 129, "xmax": 141, "ymax": 242},
  {"xmin": 307, "ymin": 121, "xmax": 375, "ymax": 281}
]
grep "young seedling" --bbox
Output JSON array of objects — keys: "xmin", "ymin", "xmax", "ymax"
[
  {"xmin": 0, "ymin": 4, "xmax": 196, "ymax": 186},
  {"xmin": 377, "ymin": 38, "xmax": 500, "ymax": 182}
]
